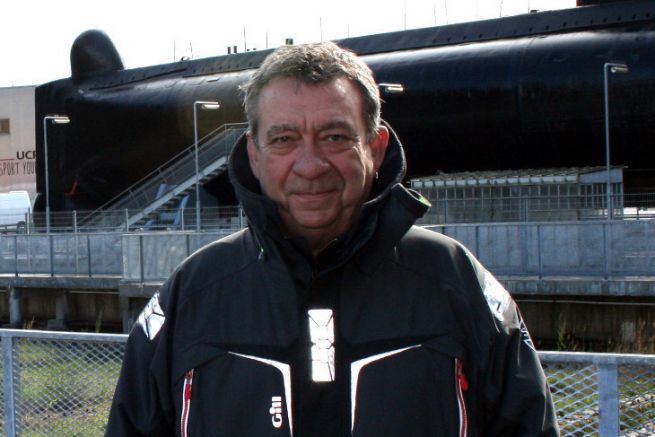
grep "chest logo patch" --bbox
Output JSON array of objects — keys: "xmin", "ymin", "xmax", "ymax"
[{"xmin": 270, "ymin": 396, "xmax": 283, "ymax": 428}]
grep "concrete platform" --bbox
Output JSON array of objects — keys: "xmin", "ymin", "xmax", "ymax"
[{"xmin": 502, "ymin": 275, "xmax": 655, "ymax": 297}]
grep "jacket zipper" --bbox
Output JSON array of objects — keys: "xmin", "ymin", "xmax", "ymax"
[
  {"xmin": 455, "ymin": 359, "xmax": 469, "ymax": 437},
  {"xmin": 181, "ymin": 369, "xmax": 194, "ymax": 437}
]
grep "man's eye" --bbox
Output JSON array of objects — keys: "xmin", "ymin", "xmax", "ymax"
[
  {"xmin": 271, "ymin": 136, "xmax": 291, "ymax": 144},
  {"xmin": 322, "ymin": 134, "xmax": 355, "ymax": 151},
  {"xmin": 266, "ymin": 135, "xmax": 297, "ymax": 153}
]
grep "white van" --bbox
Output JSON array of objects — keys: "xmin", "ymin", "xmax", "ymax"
[{"xmin": 0, "ymin": 191, "xmax": 31, "ymax": 233}]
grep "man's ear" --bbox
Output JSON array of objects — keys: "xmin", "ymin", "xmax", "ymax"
[
  {"xmin": 370, "ymin": 126, "xmax": 389, "ymax": 172},
  {"xmin": 246, "ymin": 131, "xmax": 261, "ymax": 180}
]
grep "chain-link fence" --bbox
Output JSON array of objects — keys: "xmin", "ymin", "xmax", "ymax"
[
  {"xmin": 0, "ymin": 330, "xmax": 653, "ymax": 436},
  {"xmin": 541, "ymin": 352, "xmax": 655, "ymax": 436},
  {"xmin": 1, "ymin": 330, "xmax": 125, "ymax": 436}
]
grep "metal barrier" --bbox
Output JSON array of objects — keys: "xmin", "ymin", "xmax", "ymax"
[
  {"xmin": 0, "ymin": 329, "xmax": 653, "ymax": 436},
  {"xmin": 3, "ymin": 192, "xmax": 653, "ymax": 235},
  {"xmin": 426, "ymin": 219, "xmax": 655, "ymax": 279},
  {"xmin": 118, "ymin": 220, "xmax": 655, "ymax": 284},
  {"xmin": 22, "ymin": 205, "xmax": 246, "ymax": 234},
  {"xmin": 1, "ymin": 220, "xmax": 653, "ymax": 281},
  {"xmin": 414, "ymin": 192, "xmax": 655, "ymax": 224},
  {"xmin": 122, "ymin": 231, "xmax": 236, "ymax": 283},
  {"xmin": 0, "ymin": 233, "xmax": 123, "ymax": 277}
]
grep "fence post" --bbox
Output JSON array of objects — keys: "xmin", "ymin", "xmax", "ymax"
[
  {"xmin": 49, "ymin": 234, "xmax": 54, "ymax": 277},
  {"xmin": 523, "ymin": 197, "xmax": 529, "ymax": 222},
  {"xmin": 14, "ymin": 235, "xmax": 18, "ymax": 277},
  {"xmin": 2, "ymin": 332, "xmax": 17, "ymax": 437},
  {"xmin": 603, "ymin": 222, "xmax": 610, "ymax": 280},
  {"xmin": 87, "ymin": 234, "xmax": 92, "ymax": 277},
  {"xmin": 521, "ymin": 224, "xmax": 527, "ymax": 274},
  {"xmin": 537, "ymin": 224, "xmax": 543, "ymax": 279},
  {"xmin": 73, "ymin": 210, "xmax": 78, "ymax": 233},
  {"xmin": 598, "ymin": 362, "xmax": 620, "ymax": 436},
  {"xmin": 8, "ymin": 288, "xmax": 21, "ymax": 328},
  {"xmin": 139, "ymin": 234, "xmax": 145, "ymax": 283},
  {"xmin": 125, "ymin": 209, "xmax": 129, "ymax": 232},
  {"xmin": 474, "ymin": 224, "xmax": 480, "ymax": 257}
]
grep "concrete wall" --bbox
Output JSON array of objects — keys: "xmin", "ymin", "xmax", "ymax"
[{"xmin": 519, "ymin": 298, "xmax": 655, "ymax": 353}]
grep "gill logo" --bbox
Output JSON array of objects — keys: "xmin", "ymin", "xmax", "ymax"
[{"xmin": 270, "ymin": 396, "xmax": 283, "ymax": 428}]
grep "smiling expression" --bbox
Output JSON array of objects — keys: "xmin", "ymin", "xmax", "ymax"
[{"xmin": 246, "ymin": 76, "xmax": 389, "ymax": 253}]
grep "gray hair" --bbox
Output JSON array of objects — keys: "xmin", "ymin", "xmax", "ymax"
[{"xmin": 241, "ymin": 41, "xmax": 381, "ymax": 142}]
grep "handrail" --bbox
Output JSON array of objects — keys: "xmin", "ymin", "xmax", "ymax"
[
  {"xmin": 79, "ymin": 122, "xmax": 248, "ymax": 228},
  {"xmin": 99, "ymin": 122, "xmax": 246, "ymax": 211}
]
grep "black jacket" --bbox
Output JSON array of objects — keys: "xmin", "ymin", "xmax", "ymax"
[{"xmin": 105, "ymin": 129, "xmax": 559, "ymax": 436}]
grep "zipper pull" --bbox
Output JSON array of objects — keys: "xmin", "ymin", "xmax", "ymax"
[
  {"xmin": 181, "ymin": 370, "xmax": 194, "ymax": 437},
  {"xmin": 457, "ymin": 361, "xmax": 469, "ymax": 391},
  {"xmin": 184, "ymin": 370, "xmax": 194, "ymax": 400}
]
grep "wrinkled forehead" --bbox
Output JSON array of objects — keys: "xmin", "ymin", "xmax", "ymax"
[{"xmin": 255, "ymin": 76, "xmax": 366, "ymax": 130}]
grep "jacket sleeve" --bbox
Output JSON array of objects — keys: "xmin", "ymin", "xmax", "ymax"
[
  {"xmin": 472, "ymin": 264, "xmax": 560, "ymax": 436},
  {"xmin": 104, "ymin": 290, "xmax": 176, "ymax": 437}
]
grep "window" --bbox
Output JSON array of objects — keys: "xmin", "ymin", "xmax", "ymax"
[{"xmin": 0, "ymin": 119, "xmax": 9, "ymax": 134}]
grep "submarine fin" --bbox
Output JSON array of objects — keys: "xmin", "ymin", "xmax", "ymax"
[{"xmin": 70, "ymin": 29, "xmax": 124, "ymax": 82}]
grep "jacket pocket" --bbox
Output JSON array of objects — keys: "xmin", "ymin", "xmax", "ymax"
[
  {"xmin": 176, "ymin": 352, "xmax": 293, "ymax": 436},
  {"xmin": 351, "ymin": 345, "xmax": 467, "ymax": 436}
]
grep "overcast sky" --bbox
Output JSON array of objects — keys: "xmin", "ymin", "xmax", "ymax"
[{"xmin": 1, "ymin": 0, "xmax": 575, "ymax": 87}]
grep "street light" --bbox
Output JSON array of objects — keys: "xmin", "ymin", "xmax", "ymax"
[
  {"xmin": 603, "ymin": 62, "xmax": 628, "ymax": 220},
  {"xmin": 43, "ymin": 115, "xmax": 70, "ymax": 233},
  {"xmin": 193, "ymin": 101, "xmax": 220, "ymax": 231}
]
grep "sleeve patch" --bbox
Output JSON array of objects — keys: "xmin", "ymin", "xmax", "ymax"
[
  {"xmin": 519, "ymin": 318, "xmax": 537, "ymax": 352},
  {"xmin": 137, "ymin": 292, "xmax": 166, "ymax": 340},
  {"xmin": 481, "ymin": 269, "xmax": 511, "ymax": 322}
]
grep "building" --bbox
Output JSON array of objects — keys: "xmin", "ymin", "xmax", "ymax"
[{"xmin": 0, "ymin": 85, "xmax": 36, "ymax": 201}]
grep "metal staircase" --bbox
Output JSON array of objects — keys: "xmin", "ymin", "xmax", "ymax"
[{"xmin": 80, "ymin": 122, "xmax": 248, "ymax": 230}]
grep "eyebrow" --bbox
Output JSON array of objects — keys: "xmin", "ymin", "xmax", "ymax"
[
  {"xmin": 263, "ymin": 120, "xmax": 359, "ymax": 140},
  {"xmin": 264, "ymin": 124, "xmax": 298, "ymax": 141}
]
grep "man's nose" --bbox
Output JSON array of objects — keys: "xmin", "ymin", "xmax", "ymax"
[{"xmin": 292, "ymin": 141, "xmax": 331, "ymax": 178}]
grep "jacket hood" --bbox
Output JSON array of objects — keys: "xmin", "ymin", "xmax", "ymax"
[{"xmin": 227, "ymin": 121, "xmax": 409, "ymax": 242}]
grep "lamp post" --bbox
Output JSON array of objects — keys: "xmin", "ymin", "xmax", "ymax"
[
  {"xmin": 603, "ymin": 62, "xmax": 628, "ymax": 220},
  {"xmin": 43, "ymin": 115, "xmax": 70, "ymax": 233},
  {"xmin": 193, "ymin": 101, "xmax": 220, "ymax": 231}
]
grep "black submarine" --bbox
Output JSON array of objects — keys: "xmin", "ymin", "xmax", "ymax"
[{"xmin": 34, "ymin": 0, "xmax": 655, "ymax": 214}]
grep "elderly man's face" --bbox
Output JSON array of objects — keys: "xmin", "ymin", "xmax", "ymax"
[{"xmin": 247, "ymin": 76, "xmax": 388, "ymax": 253}]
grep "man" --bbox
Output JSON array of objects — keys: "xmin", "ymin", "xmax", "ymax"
[{"xmin": 106, "ymin": 42, "xmax": 559, "ymax": 436}]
